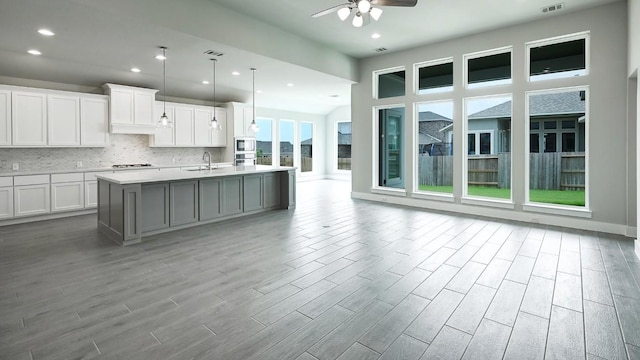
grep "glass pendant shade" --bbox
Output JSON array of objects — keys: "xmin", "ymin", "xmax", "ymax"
[
  {"xmin": 209, "ymin": 58, "xmax": 221, "ymax": 130},
  {"xmin": 357, "ymin": 0, "xmax": 371, "ymax": 13},
  {"xmin": 248, "ymin": 68, "xmax": 259, "ymax": 133},
  {"xmin": 337, "ymin": 7, "xmax": 351, "ymax": 21},
  {"xmin": 156, "ymin": 46, "xmax": 172, "ymax": 128},
  {"xmin": 370, "ymin": 7, "xmax": 383, "ymax": 21},
  {"xmin": 352, "ymin": 13, "xmax": 364, "ymax": 27}
]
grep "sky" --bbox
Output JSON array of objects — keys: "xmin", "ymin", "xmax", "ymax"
[{"xmin": 255, "ymin": 118, "xmax": 313, "ymax": 142}]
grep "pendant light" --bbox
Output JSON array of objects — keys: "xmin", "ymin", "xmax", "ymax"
[
  {"xmin": 156, "ymin": 46, "xmax": 172, "ymax": 128},
  {"xmin": 209, "ymin": 58, "xmax": 220, "ymax": 130},
  {"xmin": 248, "ymin": 67, "xmax": 259, "ymax": 133}
]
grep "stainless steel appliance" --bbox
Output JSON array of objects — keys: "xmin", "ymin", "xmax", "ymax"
[{"xmin": 234, "ymin": 137, "xmax": 256, "ymax": 166}]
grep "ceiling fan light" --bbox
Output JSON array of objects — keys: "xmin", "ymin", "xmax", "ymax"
[
  {"xmin": 337, "ymin": 7, "xmax": 351, "ymax": 21},
  {"xmin": 370, "ymin": 7, "xmax": 383, "ymax": 21},
  {"xmin": 352, "ymin": 13, "xmax": 364, "ymax": 27},
  {"xmin": 357, "ymin": 0, "xmax": 371, "ymax": 13}
]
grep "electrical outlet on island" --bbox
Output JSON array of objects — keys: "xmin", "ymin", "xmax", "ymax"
[
  {"xmin": 12, "ymin": 163, "xmax": 19, "ymax": 170},
  {"xmin": 76, "ymin": 161, "xmax": 83, "ymax": 168}
]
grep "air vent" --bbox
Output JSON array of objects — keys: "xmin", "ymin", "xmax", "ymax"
[
  {"xmin": 374, "ymin": 47, "xmax": 387, "ymax": 53},
  {"xmin": 203, "ymin": 50, "xmax": 225, "ymax": 57},
  {"xmin": 541, "ymin": 3, "xmax": 564, "ymax": 13}
]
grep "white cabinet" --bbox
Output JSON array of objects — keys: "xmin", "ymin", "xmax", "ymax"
[
  {"xmin": 51, "ymin": 173, "xmax": 84, "ymax": 212},
  {"xmin": 85, "ymin": 181, "xmax": 97, "ymax": 208},
  {"xmin": 150, "ymin": 103, "xmax": 174, "ymax": 146},
  {"xmin": 103, "ymin": 83, "xmax": 158, "ymax": 134},
  {"xmin": 174, "ymin": 106, "xmax": 195, "ymax": 146},
  {"xmin": 0, "ymin": 187, "xmax": 13, "ymax": 219},
  {"xmin": 48, "ymin": 94, "xmax": 81, "ymax": 146},
  {"xmin": 14, "ymin": 175, "xmax": 50, "ymax": 217},
  {"xmin": 0, "ymin": 90, "xmax": 10, "ymax": 146},
  {"xmin": 227, "ymin": 102, "xmax": 256, "ymax": 138},
  {"xmin": 12, "ymin": 91, "xmax": 47, "ymax": 146},
  {"xmin": 194, "ymin": 107, "xmax": 212, "ymax": 146},
  {"xmin": 81, "ymin": 97, "xmax": 109, "ymax": 146}
]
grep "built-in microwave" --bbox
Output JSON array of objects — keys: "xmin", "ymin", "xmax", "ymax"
[{"xmin": 235, "ymin": 137, "xmax": 256, "ymax": 152}]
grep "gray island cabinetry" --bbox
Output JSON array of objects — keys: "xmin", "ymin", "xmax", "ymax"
[{"xmin": 97, "ymin": 166, "xmax": 295, "ymax": 245}]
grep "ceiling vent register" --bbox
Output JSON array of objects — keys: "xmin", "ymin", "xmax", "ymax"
[
  {"xmin": 203, "ymin": 50, "xmax": 225, "ymax": 57},
  {"xmin": 541, "ymin": 3, "xmax": 564, "ymax": 13}
]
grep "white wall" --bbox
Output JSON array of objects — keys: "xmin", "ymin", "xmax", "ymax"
[
  {"xmin": 351, "ymin": 3, "xmax": 632, "ymax": 235},
  {"xmin": 325, "ymin": 105, "xmax": 352, "ymax": 180},
  {"xmin": 630, "ymin": 0, "xmax": 640, "ymax": 77}
]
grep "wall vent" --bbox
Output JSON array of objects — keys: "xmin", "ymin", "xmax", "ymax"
[
  {"xmin": 541, "ymin": 3, "xmax": 564, "ymax": 13},
  {"xmin": 374, "ymin": 47, "xmax": 388, "ymax": 53},
  {"xmin": 203, "ymin": 50, "xmax": 225, "ymax": 57}
]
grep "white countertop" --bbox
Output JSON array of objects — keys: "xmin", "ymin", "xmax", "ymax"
[
  {"xmin": 0, "ymin": 163, "xmax": 232, "ymax": 177},
  {"xmin": 96, "ymin": 165, "xmax": 295, "ymax": 185}
]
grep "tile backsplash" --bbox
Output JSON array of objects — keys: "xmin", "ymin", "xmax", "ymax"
[{"xmin": 0, "ymin": 134, "xmax": 223, "ymax": 171}]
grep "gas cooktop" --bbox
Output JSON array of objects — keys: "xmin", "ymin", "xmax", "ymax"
[{"xmin": 112, "ymin": 163, "xmax": 153, "ymax": 168}]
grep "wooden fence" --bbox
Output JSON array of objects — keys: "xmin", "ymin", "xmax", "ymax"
[
  {"xmin": 256, "ymin": 156, "xmax": 313, "ymax": 172},
  {"xmin": 338, "ymin": 158, "xmax": 352, "ymax": 170},
  {"xmin": 418, "ymin": 152, "xmax": 585, "ymax": 190}
]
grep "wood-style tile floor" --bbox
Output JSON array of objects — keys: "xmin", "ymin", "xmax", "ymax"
[{"xmin": 1, "ymin": 179, "xmax": 639, "ymax": 360}]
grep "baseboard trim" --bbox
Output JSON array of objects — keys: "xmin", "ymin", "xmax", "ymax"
[
  {"xmin": 635, "ymin": 239, "xmax": 640, "ymax": 260},
  {"xmin": 0, "ymin": 209, "xmax": 96, "ymax": 227}
]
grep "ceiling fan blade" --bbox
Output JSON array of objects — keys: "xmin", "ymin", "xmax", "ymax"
[
  {"xmin": 370, "ymin": 0, "xmax": 417, "ymax": 6},
  {"xmin": 311, "ymin": 3, "xmax": 352, "ymax": 17}
]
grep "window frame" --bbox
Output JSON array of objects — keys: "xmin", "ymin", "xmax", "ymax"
[
  {"xmin": 373, "ymin": 66, "xmax": 406, "ymax": 100},
  {"xmin": 255, "ymin": 117, "xmax": 275, "ymax": 166},
  {"xmin": 463, "ymin": 46, "xmax": 513, "ymax": 90},
  {"xmin": 278, "ymin": 119, "xmax": 297, "ymax": 169},
  {"xmin": 299, "ymin": 121, "xmax": 315, "ymax": 174},
  {"xmin": 335, "ymin": 120, "xmax": 352, "ymax": 173},
  {"xmin": 372, "ymin": 103, "xmax": 407, "ymax": 195},
  {"xmin": 414, "ymin": 57, "xmax": 454, "ymax": 95},
  {"xmin": 526, "ymin": 31, "xmax": 590, "ymax": 83}
]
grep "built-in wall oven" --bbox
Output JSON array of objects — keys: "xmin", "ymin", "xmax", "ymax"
[{"xmin": 234, "ymin": 137, "xmax": 256, "ymax": 166}]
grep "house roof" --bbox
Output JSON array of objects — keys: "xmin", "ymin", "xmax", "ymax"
[
  {"xmin": 419, "ymin": 111, "xmax": 453, "ymax": 122},
  {"xmin": 338, "ymin": 132, "xmax": 352, "ymax": 145},
  {"xmin": 469, "ymin": 91, "xmax": 586, "ymax": 119},
  {"xmin": 419, "ymin": 132, "xmax": 442, "ymax": 145}
]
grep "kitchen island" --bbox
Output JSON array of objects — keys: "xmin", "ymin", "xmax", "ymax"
[{"xmin": 97, "ymin": 165, "xmax": 296, "ymax": 245}]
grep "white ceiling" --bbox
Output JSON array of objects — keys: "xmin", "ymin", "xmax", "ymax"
[{"xmin": 0, "ymin": 0, "xmax": 620, "ymax": 115}]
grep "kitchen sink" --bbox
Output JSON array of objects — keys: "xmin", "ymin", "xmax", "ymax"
[{"xmin": 183, "ymin": 164, "xmax": 233, "ymax": 171}]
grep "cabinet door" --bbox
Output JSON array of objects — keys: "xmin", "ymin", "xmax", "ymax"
[
  {"xmin": 14, "ymin": 184, "xmax": 50, "ymax": 216},
  {"xmin": 134, "ymin": 91, "xmax": 154, "ymax": 126},
  {"xmin": 222, "ymin": 176, "xmax": 243, "ymax": 216},
  {"xmin": 81, "ymin": 97, "xmax": 109, "ymax": 146},
  {"xmin": 0, "ymin": 187, "xmax": 13, "ymax": 219},
  {"xmin": 264, "ymin": 173, "xmax": 281, "ymax": 208},
  {"xmin": 12, "ymin": 91, "xmax": 47, "ymax": 146},
  {"xmin": 211, "ymin": 108, "xmax": 227, "ymax": 147},
  {"xmin": 152, "ymin": 103, "xmax": 175, "ymax": 146},
  {"xmin": 48, "ymin": 94, "xmax": 81, "ymax": 146},
  {"xmin": 169, "ymin": 181, "xmax": 199, "ymax": 226},
  {"xmin": 110, "ymin": 88, "xmax": 134, "ymax": 125},
  {"xmin": 142, "ymin": 183, "xmax": 170, "ymax": 232},
  {"xmin": 174, "ymin": 106, "xmax": 195, "ymax": 146},
  {"xmin": 199, "ymin": 178, "xmax": 223, "ymax": 220},
  {"xmin": 51, "ymin": 182, "xmax": 84, "ymax": 212},
  {"xmin": 193, "ymin": 107, "xmax": 212, "ymax": 146},
  {"xmin": 0, "ymin": 90, "xmax": 11, "ymax": 146},
  {"xmin": 243, "ymin": 174, "xmax": 263, "ymax": 212},
  {"xmin": 85, "ymin": 181, "xmax": 97, "ymax": 208}
]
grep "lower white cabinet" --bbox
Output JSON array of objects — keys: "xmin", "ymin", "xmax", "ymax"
[
  {"xmin": 85, "ymin": 181, "xmax": 98, "ymax": 208},
  {"xmin": 0, "ymin": 187, "xmax": 13, "ymax": 219},
  {"xmin": 14, "ymin": 184, "xmax": 50, "ymax": 217},
  {"xmin": 51, "ymin": 182, "xmax": 84, "ymax": 212}
]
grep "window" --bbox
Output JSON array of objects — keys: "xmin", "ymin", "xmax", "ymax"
[
  {"xmin": 256, "ymin": 118, "xmax": 273, "ymax": 165},
  {"xmin": 337, "ymin": 121, "xmax": 352, "ymax": 171},
  {"xmin": 375, "ymin": 67, "xmax": 406, "ymax": 99},
  {"xmin": 465, "ymin": 95, "xmax": 512, "ymax": 200},
  {"xmin": 377, "ymin": 106, "xmax": 405, "ymax": 189},
  {"xmin": 528, "ymin": 33, "xmax": 588, "ymax": 81},
  {"xmin": 300, "ymin": 122, "xmax": 313, "ymax": 173},
  {"xmin": 416, "ymin": 101, "xmax": 453, "ymax": 194},
  {"xmin": 527, "ymin": 88, "xmax": 587, "ymax": 207},
  {"xmin": 465, "ymin": 48, "xmax": 512, "ymax": 88},
  {"xmin": 279, "ymin": 120, "xmax": 295, "ymax": 167},
  {"xmin": 416, "ymin": 59, "xmax": 453, "ymax": 94}
]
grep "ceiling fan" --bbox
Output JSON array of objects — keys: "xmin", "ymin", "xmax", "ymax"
[{"xmin": 312, "ymin": 0, "xmax": 417, "ymax": 28}]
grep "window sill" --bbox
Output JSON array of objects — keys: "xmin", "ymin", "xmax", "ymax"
[
  {"xmin": 371, "ymin": 187, "xmax": 407, "ymax": 197},
  {"xmin": 461, "ymin": 196, "xmax": 515, "ymax": 209},
  {"xmin": 412, "ymin": 191, "xmax": 454, "ymax": 203},
  {"xmin": 523, "ymin": 203, "xmax": 592, "ymax": 218}
]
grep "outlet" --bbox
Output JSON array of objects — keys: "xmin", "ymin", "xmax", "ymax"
[
  {"xmin": 76, "ymin": 161, "xmax": 83, "ymax": 168},
  {"xmin": 172, "ymin": 157, "xmax": 176, "ymax": 163},
  {"xmin": 12, "ymin": 163, "xmax": 19, "ymax": 170}
]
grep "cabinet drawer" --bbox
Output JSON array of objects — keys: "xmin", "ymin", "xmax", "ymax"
[
  {"xmin": 51, "ymin": 173, "xmax": 84, "ymax": 183},
  {"xmin": 0, "ymin": 176, "xmax": 12, "ymax": 187},
  {"xmin": 84, "ymin": 171, "xmax": 113, "ymax": 181},
  {"xmin": 14, "ymin": 174, "xmax": 49, "ymax": 186}
]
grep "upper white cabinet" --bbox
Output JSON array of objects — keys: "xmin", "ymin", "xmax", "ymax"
[
  {"xmin": 150, "ymin": 101, "xmax": 226, "ymax": 147},
  {"xmin": 80, "ymin": 97, "xmax": 109, "ymax": 146},
  {"xmin": 48, "ymin": 94, "xmax": 81, "ymax": 146},
  {"xmin": 103, "ymin": 83, "xmax": 158, "ymax": 134},
  {"xmin": 0, "ymin": 90, "xmax": 10, "ymax": 146},
  {"xmin": 12, "ymin": 91, "xmax": 47, "ymax": 146},
  {"xmin": 227, "ymin": 102, "xmax": 257, "ymax": 138}
]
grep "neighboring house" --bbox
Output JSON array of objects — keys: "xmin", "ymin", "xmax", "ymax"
[
  {"xmin": 256, "ymin": 141, "xmax": 272, "ymax": 156},
  {"xmin": 456, "ymin": 91, "xmax": 586, "ymax": 155},
  {"xmin": 418, "ymin": 111, "xmax": 453, "ymax": 155},
  {"xmin": 280, "ymin": 141, "xmax": 294, "ymax": 157},
  {"xmin": 338, "ymin": 131, "xmax": 352, "ymax": 159},
  {"xmin": 301, "ymin": 138, "xmax": 312, "ymax": 158}
]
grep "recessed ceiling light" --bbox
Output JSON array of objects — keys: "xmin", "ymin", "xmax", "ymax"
[
  {"xmin": 131, "ymin": 67, "xmax": 141, "ymax": 73},
  {"xmin": 155, "ymin": 54, "xmax": 166, "ymax": 60},
  {"xmin": 329, "ymin": 94, "xmax": 340, "ymax": 98},
  {"xmin": 287, "ymin": 83, "xmax": 294, "ymax": 87},
  {"xmin": 38, "ymin": 29, "xmax": 54, "ymax": 36},
  {"xmin": 202, "ymin": 80, "xmax": 210, "ymax": 85},
  {"xmin": 232, "ymin": 71, "xmax": 240, "ymax": 76},
  {"xmin": 28, "ymin": 49, "xmax": 42, "ymax": 56},
  {"xmin": 371, "ymin": 33, "xmax": 381, "ymax": 39}
]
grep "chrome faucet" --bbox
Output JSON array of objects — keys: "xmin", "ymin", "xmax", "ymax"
[{"xmin": 203, "ymin": 151, "xmax": 212, "ymax": 169}]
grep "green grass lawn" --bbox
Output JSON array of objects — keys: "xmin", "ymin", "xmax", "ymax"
[{"xmin": 418, "ymin": 185, "xmax": 585, "ymax": 206}]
